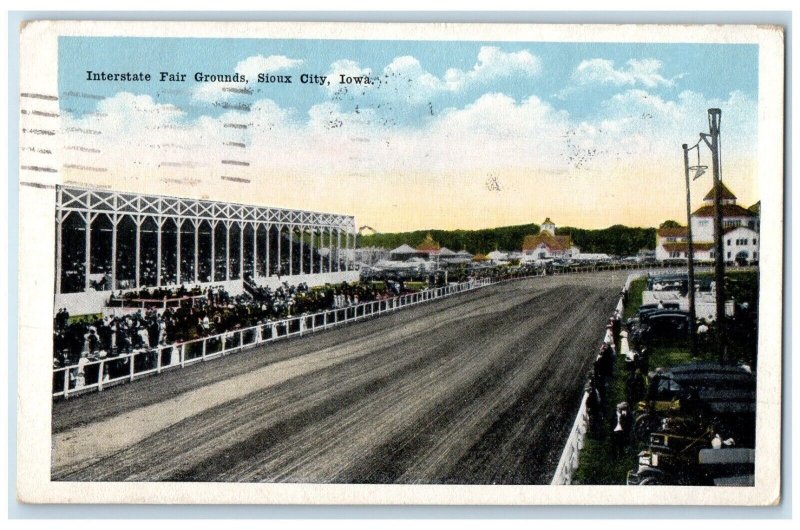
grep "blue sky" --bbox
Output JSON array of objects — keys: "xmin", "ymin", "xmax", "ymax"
[
  {"xmin": 59, "ymin": 37, "xmax": 757, "ymax": 124},
  {"xmin": 56, "ymin": 36, "xmax": 761, "ymax": 231}
]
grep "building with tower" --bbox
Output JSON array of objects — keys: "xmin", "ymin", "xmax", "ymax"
[
  {"xmin": 521, "ymin": 217, "xmax": 579, "ymax": 260},
  {"xmin": 655, "ymin": 183, "xmax": 760, "ymax": 264}
]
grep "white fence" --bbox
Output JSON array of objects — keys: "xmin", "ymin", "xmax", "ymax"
[
  {"xmin": 550, "ymin": 275, "xmax": 633, "ymax": 485},
  {"xmin": 53, "ymin": 277, "xmax": 494, "ymax": 399}
]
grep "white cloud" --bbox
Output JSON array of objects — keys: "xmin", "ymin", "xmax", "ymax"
[
  {"xmin": 324, "ymin": 59, "xmax": 374, "ymax": 94},
  {"xmin": 235, "ymin": 54, "xmax": 303, "ymax": 81},
  {"xmin": 573, "ymin": 58, "xmax": 676, "ymax": 88},
  {"xmin": 381, "ymin": 46, "xmax": 542, "ymax": 103},
  {"xmin": 61, "ymin": 86, "xmax": 758, "ymax": 227}
]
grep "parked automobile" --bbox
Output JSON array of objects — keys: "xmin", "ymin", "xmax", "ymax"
[{"xmin": 632, "ymin": 362, "xmax": 756, "ymax": 444}]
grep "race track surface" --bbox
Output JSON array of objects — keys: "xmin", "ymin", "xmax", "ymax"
[{"xmin": 52, "ymin": 271, "xmax": 623, "ymax": 484}]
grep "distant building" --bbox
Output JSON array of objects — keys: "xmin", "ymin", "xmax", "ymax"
[
  {"xmin": 521, "ymin": 217, "xmax": 579, "ymax": 260},
  {"xmin": 486, "ymin": 250, "xmax": 509, "ymax": 263},
  {"xmin": 388, "ymin": 244, "xmax": 420, "ymax": 261},
  {"xmin": 655, "ymin": 183, "xmax": 759, "ymax": 264}
]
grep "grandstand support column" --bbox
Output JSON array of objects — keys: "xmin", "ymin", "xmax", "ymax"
[
  {"xmin": 328, "ymin": 227, "xmax": 333, "ymax": 272},
  {"xmin": 264, "ymin": 223, "xmax": 273, "ymax": 278},
  {"xmin": 134, "ymin": 216, "xmax": 141, "ymax": 289},
  {"xmin": 225, "ymin": 221, "xmax": 230, "ymax": 281},
  {"xmin": 111, "ymin": 213, "xmax": 118, "ymax": 291},
  {"xmin": 298, "ymin": 226, "xmax": 304, "ymax": 275},
  {"xmin": 252, "ymin": 222, "xmax": 257, "ymax": 279},
  {"xmin": 84, "ymin": 213, "xmax": 91, "ymax": 292},
  {"xmin": 194, "ymin": 220, "xmax": 199, "ymax": 284},
  {"xmin": 353, "ymin": 228, "xmax": 358, "ymax": 271},
  {"xmin": 336, "ymin": 228, "xmax": 342, "ymax": 272},
  {"xmin": 309, "ymin": 229, "xmax": 315, "ymax": 274},
  {"xmin": 343, "ymin": 230, "xmax": 349, "ymax": 271},
  {"xmin": 317, "ymin": 228, "xmax": 325, "ymax": 272},
  {"xmin": 55, "ymin": 212, "xmax": 62, "ymax": 294},
  {"xmin": 348, "ymin": 229, "xmax": 353, "ymax": 271},
  {"xmin": 289, "ymin": 226, "xmax": 293, "ymax": 276},
  {"xmin": 156, "ymin": 217, "xmax": 162, "ymax": 287},
  {"xmin": 277, "ymin": 225, "xmax": 282, "ymax": 277},
  {"xmin": 210, "ymin": 221, "xmax": 216, "ymax": 283},
  {"xmin": 175, "ymin": 219, "xmax": 181, "ymax": 286},
  {"xmin": 239, "ymin": 221, "xmax": 244, "ymax": 280}
]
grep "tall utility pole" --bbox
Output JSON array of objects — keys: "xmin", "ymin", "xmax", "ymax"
[
  {"xmin": 682, "ymin": 143, "xmax": 697, "ymax": 357},
  {"xmin": 701, "ymin": 108, "xmax": 727, "ymax": 363}
]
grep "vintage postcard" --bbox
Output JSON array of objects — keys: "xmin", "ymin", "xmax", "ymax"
[{"xmin": 16, "ymin": 21, "xmax": 784, "ymax": 505}]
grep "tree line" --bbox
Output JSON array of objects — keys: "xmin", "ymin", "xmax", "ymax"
[{"xmin": 358, "ymin": 223, "xmax": 656, "ymax": 257}]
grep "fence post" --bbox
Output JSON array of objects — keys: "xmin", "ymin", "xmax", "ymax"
[
  {"xmin": 202, "ymin": 338, "xmax": 207, "ymax": 360},
  {"xmin": 63, "ymin": 369, "xmax": 70, "ymax": 399},
  {"xmin": 98, "ymin": 360, "xmax": 105, "ymax": 391},
  {"xmin": 156, "ymin": 348, "xmax": 162, "ymax": 374},
  {"xmin": 129, "ymin": 352, "xmax": 135, "ymax": 381}
]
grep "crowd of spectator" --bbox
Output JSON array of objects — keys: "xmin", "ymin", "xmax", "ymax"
[{"xmin": 53, "ymin": 279, "xmax": 413, "ymax": 370}]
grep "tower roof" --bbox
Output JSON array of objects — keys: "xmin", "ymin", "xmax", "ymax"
[
  {"xmin": 542, "ymin": 217, "xmax": 554, "ymax": 225},
  {"xmin": 703, "ymin": 182, "xmax": 737, "ymax": 202}
]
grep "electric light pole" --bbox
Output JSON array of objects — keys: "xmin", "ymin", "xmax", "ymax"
[
  {"xmin": 700, "ymin": 108, "xmax": 728, "ymax": 363},
  {"xmin": 682, "ymin": 143, "xmax": 697, "ymax": 357}
]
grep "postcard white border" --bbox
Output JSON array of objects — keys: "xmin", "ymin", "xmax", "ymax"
[{"xmin": 16, "ymin": 20, "xmax": 785, "ymax": 506}]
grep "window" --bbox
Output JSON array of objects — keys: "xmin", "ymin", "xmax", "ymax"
[
  {"xmin": 727, "ymin": 252, "xmax": 731, "ymax": 258},
  {"xmin": 753, "ymin": 238, "xmax": 758, "ymax": 245},
  {"xmin": 727, "ymin": 239, "xmax": 731, "ymax": 246},
  {"xmin": 754, "ymin": 251, "xmax": 758, "ymax": 260}
]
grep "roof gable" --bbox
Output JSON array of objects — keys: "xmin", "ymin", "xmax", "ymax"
[
  {"xmin": 703, "ymin": 182, "xmax": 737, "ymax": 201},
  {"xmin": 522, "ymin": 231, "xmax": 572, "ymax": 251}
]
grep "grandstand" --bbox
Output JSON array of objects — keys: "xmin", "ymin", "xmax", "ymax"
[{"xmin": 54, "ymin": 185, "xmax": 358, "ymax": 315}]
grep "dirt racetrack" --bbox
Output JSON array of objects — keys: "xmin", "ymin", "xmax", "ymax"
[{"xmin": 52, "ymin": 271, "xmax": 624, "ymax": 484}]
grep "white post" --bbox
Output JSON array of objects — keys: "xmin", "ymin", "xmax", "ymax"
[
  {"xmin": 111, "ymin": 214, "xmax": 118, "ymax": 290},
  {"xmin": 252, "ymin": 223, "xmax": 258, "ymax": 278},
  {"xmin": 238, "ymin": 223, "xmax": 243, "ymax": 280},
  {"xmin": 225, "ymin": 222, "xmax": 230, "ymax": 281},
  {"xmin": 194, "ymin": 221, "xmax": 199, "ymax": 284},
  {"xmin": 55, "ymin": 212, "xmax": 62, "ymax": 294},
  {"xmin": 277, "ymin": 226, "xmax": 282, "ymax": 276},
  {"xmin": 156, "ymin": 217, "xmax": 162, "ymax": 287},
  {"xmin": 84, "ymin": 213, "xmax": 91, "ymax": 291},
  {"xmin": 289, "ymin": 226, "xmax": 293, "ymax": 276},
  {"xmin": 336, "ymin": 229, "xmax": 342, "ymax": 272},
  {"xmin": 176, "ymin": 219, "xmax": 182, "ymax": 284},
  {"xmin": 299, "ymin": 226, "xmax": 304, "ymax": 275},
  {"xmin": 328, "ymin": 227, "xmax": 333, "ymax": 272},
  {"xmin": 135, "ymin": 216, "xmax": 141, "ymax": 289},
  {"xmin": 309, "ymin": 229, "xmax": 315, "ymax": 274}
]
